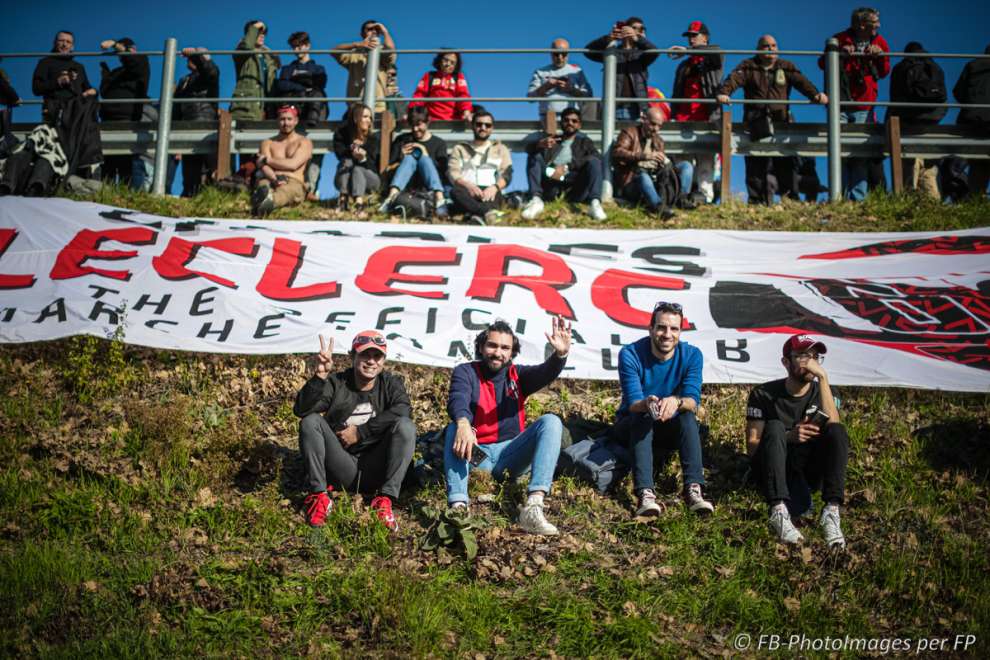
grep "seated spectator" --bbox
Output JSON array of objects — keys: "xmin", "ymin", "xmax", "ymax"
[
  {"xmin": 746, "ymin": 335, "xmax": 849, "ymax": 548},
  {"xmin": 173, "ymin": 47, "xmax": 220, "ymax": 197},
  {"xmin": 717, "ymin": 35, "xmax": 827, "ymax": 205},
  {"xmin": 409, "ymin": 51, "xmax": 473, "ymax": 122},
  {"xmin": 447, "ymin": 109, "xmax": 512, "ymax": 225},
  {"xmin": 585, "ymin": 17, "xmax": 659, "ymax": 120},
  {"xmin": 667, "ymin": 20, "xmax": 724, "ymax": 205},
  {"xmin": 521, "ymin": 108, "xmax": 606, "ymax": 221},
  {"xmin": 953, "ymin": 44, "xmax": 990, "ymax": 197},
  {"xmin": 294, "ymin": 331, "xmax": 415, "ymax": 531},
  {"xmin": 32, "ymin": 30, "xmax": 97, "ymax": 104},
  {"xmin": 527, "ymin": 39, "xmax": 592, "ymax": 119},
  {"xmin": 333, "ymin": 20, "xmax": 397, "ymax": 116},
  {"xmin": 230, "ymin": 20, "xmax": 279, "ymax": 122},
  {"xmin": 250, "ymin": 105, "xmax": 313, "ymax": 216},
  {"xmin": 275, "ymin": 31, "xmax": 328, "ymax": 200},
  {"xmin": 378, "ymin": 106, "xmax": 450, "ymax": 217},
  {"xmin": 97, "ymin": 37, "xmax": 150, "ymax": 185},
  {"xmin": 333, "ymin": 103, "xmax": 381, "ymax": 210},
  {"xmin": 612, "ymin": 107, "xmax": 693, "ymax": 219}
]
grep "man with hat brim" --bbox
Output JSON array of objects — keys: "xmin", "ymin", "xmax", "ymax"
[
  {"xmin": 251, "ymin": 104, "xmax": 313, "ymax": 216},
  {"xmin": 744, "ymin": 335, "xmax": 850, "ymax": 547},
  {"xmin": 293, "ymin": 330, "xmax": 415, "ymax": 531}
]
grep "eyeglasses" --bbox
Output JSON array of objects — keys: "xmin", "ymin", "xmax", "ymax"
[
  {"xmin": 474, "ymin": 122, "xmax": 493, "ymax": 128},
  {"xmin": 790, "ymin": 351, "xmax": 824, "ymax": 364},
  {"xmin": 354, "ymin": 335, "xmax": 387, "ymax": 347},
  {"xmin": 653, "ymin": 301, "xmax": 683, "ymax": 313}
]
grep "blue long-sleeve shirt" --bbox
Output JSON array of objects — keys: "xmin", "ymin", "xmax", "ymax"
[
  {"xmin": 617, "ymin": 338, "xmax": 702, "ymax": 418},
  {"xmin": 274, "ymin": 60, "xmax": 327, "ymax": 95}
]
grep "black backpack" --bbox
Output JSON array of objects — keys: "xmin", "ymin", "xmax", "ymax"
[
  {"xmin": 904, "ymin": 59, "xmax": 947, "ymax": 103},
  {"xmin": 651, "ymin": 161, "xmax": 682, "ymax": 213},
  {"xmin": 938, "ymin": 156, "xmax": 969, "ymax": 202}
]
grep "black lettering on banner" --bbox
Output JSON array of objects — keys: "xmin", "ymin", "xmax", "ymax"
[
  {"xmin": 515, "ymin": 318, "xmax": 526, "ymax": 334},
  {"xmin": 461, "ymin": 308, "xmax": 491, "ymax": 331},
  {"xmin": 376, "ymin": 307, "xmax": 403, "ymax": 330},
  {"xmin": 254, "ymin": 314, "xmax": 284, "ymax": 339},
  {"xmin": 571, "ymin": 329, "xmax": 586, "ymax": 345},
  {"xmin": 88, "ymin": 284, "xmax": 120, "ymax": 299},
  {"xmin": 198, "ymin": 320, "xmax": 234, "ymax": 343},
  {"xmin": 190, "ymin": 287, "xmax": 218, "ymax": 317},
  {"xmin": 89, "ymin": 301, "xmax": 121, "ymax": 324},
  {"xmin": 447, "ymin": 341, "xmax": 471, "ymax": 359},
  {"xmin": 600, "ymin": 334, "xmax": 624, "ymax": 371},
  {"xmin": 0, "ymin": 308, "xmax": 15, "ymax": 322},
  {"xmin": 467, "ymin": 235, "xmax": 492, "ymax": 244},
  {"xmin": 326, "ymin": 311, "xmax": 355, "ymax": 331},
  {"xmin": 35, "ymin": 298, "xmax": 67, "ymax": 324},
  {"xmin": 547, "ymin": 243, "xmax": 619, "ymax": 258},
  {"xmin": 377, "ymin": 231, "xmax": 446, "ymax": 242},
  {"xmin": 134, "ymin": 293, "xmax": 172, "ymax": 315},
  {"xmin": 543, "ymin": 343, "xmax": 575, "ymax": 370},
  {"xmin": 631, "ymin": 246, "xmax": 707, "ymax": 278},
  {"xmin": 145, "ymin": 319, "xmax": 179, "ymax": 330},
  {"xmin": 426, "ymin": 307, "xmax": 437, "ymax": 334},
  {"xmin": 717, "ymin": 339, "xmax": 750, "ymax": 363},
  {"xmin": 385, "ymin": 332, "xmax": 423, "ymax": 349}
]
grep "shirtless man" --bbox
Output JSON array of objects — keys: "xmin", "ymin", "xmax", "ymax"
[{"xmin": 251, "ymin": 104, "xmax": 313, "ymax": 216}]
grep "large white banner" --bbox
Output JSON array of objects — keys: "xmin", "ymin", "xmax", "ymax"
[{"xmin": 1, "ymin": 198, "xmax": 988, "ymax": 391}]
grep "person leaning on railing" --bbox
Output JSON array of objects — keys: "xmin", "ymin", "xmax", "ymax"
[
  {"xmin": 97, "ymin": 37, "xmax": 150, "ymax": 186},
  {"xmin": 953, "ymin": 44, "xmax": 990, "ymax": 198},
  {"xmin": 32, "ymin": 30, "xmax": 97, "ymax": 104},
  {"xmin": 174, "ymin": 47, "xmax": 220, "ymax": 197},
  {"xmin": 526, "ymin": 38, "xmax": 592, "ymax": 119},
  {"xmin": 409, "ymin": 50, "xmax": 473, "ymax": 122}
]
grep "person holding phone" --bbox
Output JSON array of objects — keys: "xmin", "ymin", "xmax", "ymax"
[
  {"xmin": 443, "ymin": 318, "xmax": 572, "ymax": 535},
  {"xmin": 584, "ymin": 17, "xmax": 659, "ymax": 120},
  {"xmin": 526, "ymin": 38, "xmax": 593, "ymax": 119},
  {"xmin": 293, "ymin": 330, "xmax": 415, "ymax": 532},
  {"xmin": 745, "ymin": 335, "xmax": 850, "ymax": 547}
]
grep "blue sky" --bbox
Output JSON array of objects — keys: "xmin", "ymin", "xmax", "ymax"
[{"xmin": 2, "ymin": 1, "xmax": 988, "ymax": 198}]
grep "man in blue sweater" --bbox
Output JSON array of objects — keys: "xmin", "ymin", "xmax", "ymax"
[{"xmin": 615, "ymin": 301, "xmax": 714, "ymax": 517}]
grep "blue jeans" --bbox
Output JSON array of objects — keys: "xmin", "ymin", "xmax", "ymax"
[
  {"xmin": 615, "ymin": 411, "xmax": 705, "ymax": 492},
  {"xmin": 840, "ymin": 110, "xmax": 873, "ymax": 201},
  {"xmin": 443, "ymin": 414, "xmax": 563, "ymax": 505},
  {"xmin": 625, "ymin": 161, "xmax": 694, "ymax": 209},
  {"xmin": 390, "ymin": 152, "xmax": 444, "ymax": 193}
]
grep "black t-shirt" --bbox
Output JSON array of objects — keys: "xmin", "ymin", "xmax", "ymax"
[{"xmin": 746, "ymin": 378, "xmax": 839, "ymax": 430}]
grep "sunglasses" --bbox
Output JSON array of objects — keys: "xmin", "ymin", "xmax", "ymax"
[
  {"xmin": 474, "ymin": 121, "xmax": 493, "ymax": 128},
  {"xmin": 354, "ymin": 335, "xmax": 387, "ymax": 347},
  {"xmin": 653, "ymin": 301, "xmax": 683, "ymax": 313}
]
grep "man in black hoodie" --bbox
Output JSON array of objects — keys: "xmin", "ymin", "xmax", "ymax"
[
  {"xmin": 32, "ymin": 31, "xmax": 97, "ymax": 104},
  {"xmin": 954, "ymin": 44, "xmax": 990, "ymax": 197},
  {"xmin": 97, "ymin": 37, "xmax": 150, "ymax": 184}
]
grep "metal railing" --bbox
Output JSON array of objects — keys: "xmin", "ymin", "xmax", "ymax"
[{"xmin": 4, "ymin": 40, "xmax": 990, "ymax": 200}]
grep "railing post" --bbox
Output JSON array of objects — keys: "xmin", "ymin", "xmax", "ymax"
[
  {"xmin": 362, "ymin": 43, "xmax": 381, "ymax": 117},
  {"xmin": 215, "ymin": 109, "xmax": 232, "ymax": 180},
  {"xmin": 825, "ymin": 37, "xmax": 842, "ymax": 202},
  {"xmin": 887, "ymin": 115, "xmax": 903, "ymax": 193},
  {"xmin": 152, "ymin": 37, "xmax": 178, "ymax": 196},
  {"xmin": 601, "ymin": 46, "xmax": 618, "ymax": 202},
  {"xmin": 719, "ymin": 107, "xmax": 733, "ymax": 203}
]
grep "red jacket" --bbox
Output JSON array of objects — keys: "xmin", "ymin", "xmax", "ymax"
[
  {"xmin": 819, "ymin": 29, "xmax": 890, "ymax": 111},
  {"xmin": 409, "ymin": 71, "xmax": 473, "ymax": 120}
]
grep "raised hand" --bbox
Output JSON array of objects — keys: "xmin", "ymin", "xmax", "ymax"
[
  {"xmin": 545, "ymin": 315, "xmax": 572, "ymax": 357},
  {"xmin": 315, "ymin": 334, "xmax": 333, "ymax": 379}
]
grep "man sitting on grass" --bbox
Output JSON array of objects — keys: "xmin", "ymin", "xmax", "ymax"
[{"xmin": 251, "ymin": 105, "xmax": 312, "ymax": 217}]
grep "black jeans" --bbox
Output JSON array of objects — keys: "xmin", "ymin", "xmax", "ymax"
[
  {"xmin": 450, "ymin": 185, "xmax": 503, "ymax": 216},
  {"xmin": 102, "ymin": 155, "xmax": 134, "ymax": 185},
  {"xmin": 298, "ymin": 413, "xmax": 415, "ymax": 500},
  {"xmin": 751, "ymin": 419, "xmax": 849, "ymax": 505},
  {"xmin": 526, "ymin": 153, "xmax": 604, "ymax": 203},
  {"xmin": 745, "ymin": 156, "xmax": 798, "ymax": 205}
]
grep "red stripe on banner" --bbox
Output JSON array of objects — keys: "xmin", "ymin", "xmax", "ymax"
[
  {"xmin": 0, "ymin": 229, "xmax": 35, "ymax": 290},
  {"xmin": 799, "ymin": 235, "xmax": 990, "ymax": 260}
]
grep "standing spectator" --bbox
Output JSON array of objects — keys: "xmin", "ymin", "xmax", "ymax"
[
  {"xmin": 886, "ymin": 42, "xmax": 947, "ymax": 199},
  {"xmin": 333, "ymin": 103, "xmax": 381, "ymax": 210},
  {"xmin": 612, "ymin": 106, "xmax": 692, "ymax": 219},
  {"xmin": 521, "ymin": 107, "xmax": 607, "ymax": 221},
  {"xmin": 717, "ymin": 35, "xmax": 827, "ymax": 205},
  {"xmin": 97, "ymin": 38, "xmax": 150, "ymax": 185},
  {"xmin": 585, "ymin": 17, "xmax": 659, "ymax": 120},
  {"xmin": 378, "ymin": 106, "xmax": 449, "ymax": 217},
  {"xmin": 173, "ymin": 47, "xmax": 220, "ymax": 197},
  {"xmin": 447, "ymin": 109, "xmax": 512, "ymax": 225},
  {"xmin": 230, "ymin": 20, "xmax": 280, "ymax": 122},
  {"xmin": 275, "ymin": 31, "xmax": 328, "ymax": 199},
  {"xmin": 527, "ymin": 39, "xmax": 592, "ymax": 119},
  {"xmin": 667, "ymin": 20, "xmax": 723, "ymax": 204},
  {"xmin": 32, "ymin": 30, "xmax": 97, "ymax": 103},
  {"xmin": 819, "ymin": 8, "xmax": 890, "ymax": 201},
  {"xmin": 333, "ymin": 20, "xmax": 397, "ymax": 116},
  {"xmin": 409, "ymin": 51, "xmax": 473, "ymax": 122},
  {"xmin": 953, "ymin": 44, "xmax": 990, "ymax": 198}
]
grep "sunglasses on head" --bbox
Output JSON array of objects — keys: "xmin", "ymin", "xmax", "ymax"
[
  {"xmin": 354, "ymin": 335, "xmax": 387, "ymax": 347},
  {"xmin": 653, "ymin": 301, "xmax": 683, "ymax": 313}
]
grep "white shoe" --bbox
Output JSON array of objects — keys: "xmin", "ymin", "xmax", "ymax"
[
  {"xmin": 820, "ymin": 505, "xmax": 845, "ymax": 548},
  {"xmin": 521, "ymin": 196, "xmax": 544, "ymax": 220},
  {"xmin": 635, "ymin": 489, "xmax": 662, "ymax": 517},
  {"xmin": 684, "ymin": 483, "xmax": 715, "ymax": 515},
  {"xmin": 588, "ymin": 198, "xmax": 607, "ymax": 221},
  {"xmin": 769, "ymin": 507, "xmax": 804, "ymax": 545},
  {"xmin": 518, "ymin": 503, "xmax": 558, "ymax": 536}
]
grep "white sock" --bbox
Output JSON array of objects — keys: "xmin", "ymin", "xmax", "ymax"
[
  {"xmin": 526, "ymin": 492, "xmax": 545, "ymax": 507},
  {"xmin": 450, "ymin": 501, "xmax": 467, "ymax": 510},
  {"xmin": 825, "ymin": 503, "xmax": 840, "ymax": 514},
  {"xmin": 771, "ymin": 502, "xmax": 788, "ymax": 515}
]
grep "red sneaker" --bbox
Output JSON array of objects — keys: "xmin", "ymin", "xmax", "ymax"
[
  {"xmin": 303, "ymin": 491, "xmax": 332, "ymax": 527},
  {"xmin": 370, "ymin": 495, "xmax": 398, "ymax": 532}
]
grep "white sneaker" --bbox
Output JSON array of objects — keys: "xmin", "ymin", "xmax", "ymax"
[
  {"xmin": 518, "ymin": 503, "xmax": 559, "ymax": 536},
  {"xmin": 521, "ymin": 196, "xmax": 544, "ymax": 220},
  {"xmin": 684, "ymin": 483, "xmax": 715, "ymax": 515},
  {"xmin": 635, "ymin": 489, "xmax": 662, "ymax": 517},
  {"xmin": 820, "ymin": 505, "xmax": 845, "ymax": 548},
  {"xmin": 377, "ymin": 190, "xmax": 399, "ymax": 214},
  {"xmin": 769, "ymin": 507, "xmax": 804, "ymax": 545},
  {"xmin": 588, "ymin": 198, "xmax": 607, "ymax": 221}
]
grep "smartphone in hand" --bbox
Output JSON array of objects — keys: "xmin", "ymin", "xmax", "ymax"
[{"xmin": 469, "ymin": 444, "xmax": 487, "ymax": 467}]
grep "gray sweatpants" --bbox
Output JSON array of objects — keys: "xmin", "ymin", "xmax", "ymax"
[
  {"xmin": 334, "ymin": 159, "xmax": 382, "ymax": 197},
  {"xmin": 298, "ymin": 413, "xmax": 415, "ymax": 500}
]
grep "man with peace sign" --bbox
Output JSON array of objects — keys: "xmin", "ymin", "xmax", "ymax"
[
  {"xmin": 444, "ymin": 316, "xmax": 572, "ymax": 535},
  {"xmin": 294, "ymin": 330, "xmax": 415, "ymax": 530}
]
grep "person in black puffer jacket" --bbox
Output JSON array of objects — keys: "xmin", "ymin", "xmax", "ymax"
[
  {"xmin": 174, "ymin": 47, "xmax": 220, "ymax": 196},
  {"xmin": 954, "ymin": 44, "xmax": 990, "ymax": 197}
]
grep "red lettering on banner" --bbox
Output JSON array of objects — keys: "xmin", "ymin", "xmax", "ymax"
[
  {"xmin": 466, "ymin": 244, "xmax": 575, "ymax": 319},
  {"xmin": 256, "ymin": 238, "xmax": 340, "ymax": 301},
  {"xmin": 152, "ymin": 237, "xmax": 257, "ymax": 289},
  {"xmin": 591, "ymin": 269, "xmax": 686, "ymax": 328},
  {"xmin": 0, "ymin": 229, "xmax": 35, "ymax": 289},
  {"xmin": 355, "ymin": 246, "xmax": 460, "ymax": 299},
  {"xmin": 50, "ymin": 227, "xmax": 157, "ymax": 281}
]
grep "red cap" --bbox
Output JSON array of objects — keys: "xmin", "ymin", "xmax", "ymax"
[
  {"xmin": 682, "ymin": 21, "xmax": 710, "ymax": 37},
  {"xmin": 782, "ymin": 334, "xmax": 827, "ymax": 358},
  {"xmin": 277, "ymin": 104, "xmax": 300, "ymax": 117},
  {"xmin": 352, "ymin": 329, "xmax": 387, "ymax": 354}
]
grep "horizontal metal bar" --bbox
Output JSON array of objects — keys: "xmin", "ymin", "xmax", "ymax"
[{"xmin": 0, "ymin": 50, "xmax": 165, "ymax": 58}]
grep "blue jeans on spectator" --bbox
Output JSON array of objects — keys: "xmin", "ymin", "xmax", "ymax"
[
  {"xmin": 841, "ymin": 109, "xmax": 873, "ymax": 201},
  {"xmin": 443, "ymin": 414, "xmax": 563, "ymax": 505},
  {"xmin": 526, "ymin": 152, "xmax": 604, "ymax": 202},
  {"xmin": 391, "ymin": 152, "xmax": 444, "ymax": 193},
  {"xmin": 624, "ymin": 161, "xmax": 694, "ymax": 209},
  {"xmin": 614, "ymin": 411, "xmax": 705, "ymax": 493}
]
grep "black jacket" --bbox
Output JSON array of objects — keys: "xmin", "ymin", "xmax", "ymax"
[
  {"xmin": 584, "ymin": 35, "xmax": 659, "ymax": 103},
  {"xmin": 886, "ymin": 52, "xmax": 947, "ymax": 124},
  {"xmin": 99, "ymin": 52, "xmax": 150, "ymax": 121},
  {"xmin": 388, "ymin": 132, "xmax": 448, "ymax": 185},
  {"xmin": 0, "ymin": 69, "xmax": 19, "ymax": 106},
  {"xmin": 671, "ymin": 44, "xmax": 723, "ymax": 121},
  {"xmin": 525, "ymin": 131, "xmax": 600, "ymax": 171},
  {"xmin": 294, "ymin": 369, "xmax": 412, "ymax": 454},
  {"xmin": 954, "ymin": 46, "xmax": 990, "ymax": 126},
  {"xmin": 333, "ymin": 125, "xmax": 380, "ymax": 167},
  {"xmin": 174, "ymin": 56, "xmax": 220, "ymax": 122},
  {"xmin": 32, "ymin": 55, "xmax": 93, "ymax": 101}
]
